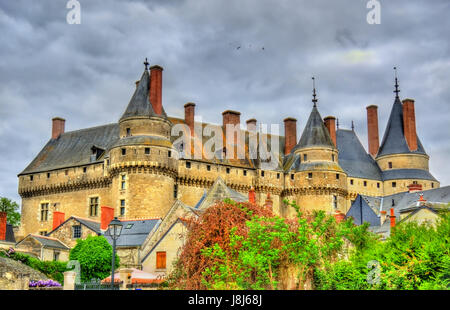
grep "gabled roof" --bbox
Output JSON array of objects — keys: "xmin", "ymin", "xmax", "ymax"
[
  {"xmin": 120, "ymin": 69, "xmax": 168, "ymax": 120},
  {"xmin": 104, "ymin": 219, "xmax": 161, "ymax": 248},
  {"xmin": 337, "ymin": 129, "xmax": 382, "ymax": 181},
  {"xmin": 16, "ymin": 234, "xmax": 69, "ymax": 250},
  {"xmin": 19, "ymin": 123, "xmax": 119, "ymax": 175},
  {"xmin": 293, "ymin": 106, "xmax": 335, "ymax": 151},
  {"xmin": 377, "ymin": 96, "xmax": 427, "ymax": 157},
  {"xmin": 195, "ymin": 176, "xmax": 247, "ymax": 210},
  {"xmin": 345, "ymin": 195, "xmax": 381, "ymax": 226},
  {"xmin": 47, "ymin": 216, "xmax": 101, "ymax": 236}
]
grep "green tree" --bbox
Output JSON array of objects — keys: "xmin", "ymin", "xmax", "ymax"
[
  {"xmin": 0, "ymin": 197, "xmax": 21, "ymax": 226},
  {"xmin": 69, "ymin": 235, "xmax": 120, "ymax": 282}
]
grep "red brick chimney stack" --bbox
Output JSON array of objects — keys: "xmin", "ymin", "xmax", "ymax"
[
  {"xmin": 283, "ymin": 117, "xmax": 297, "ymax": 155},
  {"xmin": 390, "ymin": 208, "xmax": 396, "ymax": 228},
  {"xmin": 246, "ymin": 118, "xmax": 257, "ymax": 131},
  {"xmin": 264, "ymin": 193, "xmax": 273, "ymax": 210},
  {"xmin": 184, "ymin": 103, "xmax": 196, "ymax": 137},
  {"xmin": 101, "ymin": 206, "xmax": 115, "ymax": 231},
  {"xmin": 402, "ymin": 99, "xmax": 418, "ymax": 151},
  {"xmin": 52, "ymin": 212, "xmax": 65, "ymax": 231},
  {"xmin": 0, "ymin": 212, "xmax": 6, "ymax": 241},
  {"xmin": 149, "ymin": 65, "xmax": 163, "ymax": 115},
  {"xmin": 222, "ymin": 110, "xmax": 241, "ymax": 153},
  {"xmin": 366, "ymin": 105, "xmax": 379, "ymax": 157},
  {"xmin": 248, "ymin": 187, "xmax": 256, "ymax": 204},
  {"xmin": 324, "ymin": 116, "xmax": 337, "ymax": 147},
  {"xmin": 52, "ymin": 117, "xmax": 65, "ymax": 140},
  {"xmin": 333, "ymin": 210, "xmax": 346, "ymax": 223}
]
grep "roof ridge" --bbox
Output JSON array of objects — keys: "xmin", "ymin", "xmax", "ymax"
[
  {"xmin": 30, "ymin": 234, "xmax": 61, "ymax": 241},
  {"xmin": 119, "ymin": 218, "xmax": 161, "ymax": 222},
  {"xmin": 72, "ymin": 216, "xmax": 100, "ymax": 223},
  {"xmin": 60, "ymin": 123, "xmax": 117, "ymax": 136}
]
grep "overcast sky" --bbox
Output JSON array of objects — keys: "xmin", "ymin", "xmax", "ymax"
[{"xmin": 1, "ymin": 0, "xmax": 449, "ymax": 205}]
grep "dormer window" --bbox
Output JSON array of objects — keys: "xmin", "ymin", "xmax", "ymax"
[{"xmin": 91, "ymin": 145, "xmax": 105, "ymax": 161}]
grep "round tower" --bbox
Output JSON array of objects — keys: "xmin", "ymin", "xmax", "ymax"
[{"xmin": 109, "ymin": 62, "xmax": 177, "ymax": 219}]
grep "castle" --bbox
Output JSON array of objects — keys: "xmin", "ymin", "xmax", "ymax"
[{"xmin": 17, "ymin": 61, "xmax": 439, "ymax": 238}]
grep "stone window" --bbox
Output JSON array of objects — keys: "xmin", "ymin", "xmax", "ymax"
[
  {"xmin": 377, "ymin": 183, "xmax": 380, "ymax": 188},
  {"xmin": 121, "ymin": 175, "xmax": 126, "ymax": 190},
  {"xmin": 243, "ymin": 170, "xmax": 247, "ymax": 176},
  {"xmin": 72, "ymin": 225, "xmax": 82, "ymax": 239},
  {"xmin": 65, "ymin": 170, "xmax": 69, "ymax": 176},
  {"xmin": 392, "ymin": 182, "xmax": 397, "ymax": 188},
  {"xmin": 290, "ymin": 174, "xmax": 294, "ymax": 180},
  {"xmin": 308, "ymin": 173, "xmax": 313, "ymax": 179},
  {"xmin": 168, "ymin": 150, "xmax": 172, "ymax": 158},
  {"xmin": 173, "ymin": 184, "xmax": 178, "ymax": 199},
  {"xmin": 89, "ymin": 197, "xmax": 99, "ymax": 217},
  {"xmin": 226, "ymin": 168, "xmax": 230, "ymax": 174},
  {"xmin": 388, "ymin": 162, "xmax": 393, "ymax": 169},
  {"xmin": 30, "ymin": 175, "xmax": 33, "ymax": 181},
  {"xmin": 333, "ymin": 195, "xmax": 338, "ymax": 209},
  {"xmin": 336, "ymin": 174, "xmax": 340, "ymax": 180},
  {"xmin": 207, "ymin": 165, "xmax": 211, "ymax": 171},
  {"xmin": 332, "ymin": 154, "xmax": 335, "ymax": 162},
  {"xmin": 145, "ymin": 148, "xmax": 150, "ymax": 155},
  {"xmin": 40, "ymin": 203, "xmax": 49, "ymax": 221},
  {"xmin": 126, "ymin": 128, "xmax": 131, "ymax": 137},
  {"xmin": 364, "ymin": 181, "xmax": 367, "ymax": 187},
  {"xmin": 120, "ymin": 200, "xmax": 126, "ymax": 216},
  {"xmin": 83, "ymin": 167, "xmax": 87, "ymax": 173},
  {"xmin": 278, "ymin": 173, "xmax": 281, "ymax": 180},
  {"xmin": 303, "ymin": 154, "xmax": 307, "ymax": 161},
  {"xmin": 350, "ymin": 179, "xmax": 354, "ymax": 185},
  {"xmin": 432, "ymin": 183, "xmax": 434, "ymax": 188},
  {"xmin": 53, "ymin": 251, "xmax": 60, "ymax": 261},
  {"xmin": 39, "ymin": 231, "xmax": 47, "ymax": 236},
  {"xmin": 47, "ymin": 173, "xmax": 50, "ymax": 178},
  {"xmin": 186, "ymin": 161, "xmax": 191, "ymax": 169},
  {"xmin": 156, "ymin": 251, "xmax": 166, "ymax": 269},
  {"xmin": 121, "ymin": 148, "xmax": 126, "ymax": 156},
  {"xmin": 261, "ymin": 171, "xmax": 265, "ymax": 177}
]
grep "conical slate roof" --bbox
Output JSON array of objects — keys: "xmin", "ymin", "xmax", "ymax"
[
  {"xmin": 377, "ymin": 96, "xmax": 426, "ymax": 157},
  {"xmin": 120, "ymin": 69, "xmax": 168, "ymax": 120},
  {"xmin": 293, "ymin": 106, "xmax": 335, "ymax": 151}
]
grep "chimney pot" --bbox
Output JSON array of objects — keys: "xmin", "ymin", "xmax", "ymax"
[
  {"xmin": 246, "ymin": 118, "xmax": 257, "ymax": 131},
  {"xmin": 52, "ymin": 117, "xmax": 66, "ymax": 139},
  {"xmin": 149, "ymin": 65, "xmax": 164, "ymax": 115},
  {"xmin": 366, "ymin": 105, "xmax": 379, "ymax": 157},
  {"xmin": 390, "ymin": 208, "xmax": 396, "ymax": 228},
  {"xmin": 283, "ymin": 117, "xmax": 297, "ymax": 155}
]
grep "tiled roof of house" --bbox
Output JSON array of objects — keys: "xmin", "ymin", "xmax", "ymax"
[
  {"xmin": 104, "ymin": 219, "xmax": 161, "ymax": 248},
  {"xmin": 18, "ymin": 234, "xmax": 70, "ymax": 250}
]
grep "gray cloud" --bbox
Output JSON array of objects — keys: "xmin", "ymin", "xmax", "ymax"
[{"xmin": 1, "ymin": 0, "xmax": 449, "ymax": 204}]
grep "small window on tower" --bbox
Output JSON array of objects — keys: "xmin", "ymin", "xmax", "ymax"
[
  {"xmin": 332, "ymin": 154, "xmax": 335, "ymax": 162},
  {"xmin": 65, "ymin": 170, "xmax": 69, "ymax": 176},
  {"xmin": 226, "ymin": 168, "xmax": 230, "ymax": 174},
  {"xmin": 47, "ymin": 173, "xmax": 50, "ymax": 179},
  {"xmin": 168, "ymin": 150, "xmax": 172, "ymax": 158},
  {"xmin": 432, "ymin": 183, "xmax": 434, "ymax": 188},
  {"xmin": 377, "ymin": 183, "xmax": 380, "ymax": 188},
  {"xmin": 186, "ymin": 161, "xmax": 191, "ymax": 169},
  {"xmin": 243, "ymin": 170, "xmax": 247, "ymax": 176},
  {"xmin": 145, "ymin": 148, "xmax": 150, "ymax": 155},
  {"xmin": 207, "ymin": 165, "xmax": 211, "ymax": 171},
  {"xmin": 308, "ymin": 173, "xmax": 313, "ymax": 179},
  {"xmin": 121, "ymin": 148, "xmax": 126, "ymax": 156},
  {"xmin": 364, "ymin": 181, "xmax": 367, "ymax": 187},
  {"xmin": 392, "ymin": 182, "xmax": 397, "ymax": 188},
  {"xmin": 83, "ymin": 167, "xmax": 87, "ymax": 173},
  {"xmin": 278, "ymin": 173, "xmax": 281, "ymax": 180},
  {"xmin": 350, "ymin": 179, "xmax": 354, "ymax": 185},
  {"xmin": 303, "ymin": 154, "xmax": 307, "ymax": 161},
  {"xmin": 333, "ymin": 195, "xmax": 338, "ymax": 209},
  {"xmin": 336, "ymin": 174, "xmax": 340, "ymax": 180},
  {"xmin": 261, "ymin": 171, "xmax": 265, "ymax": 177},
  {"xmin": 290, "ymin": 174, "xmax": 294, "ymax": 180},
  {"xmin": 121, "ymin": 175, "xmax": 126, "ymax": 190},
  {"xmin": 30, "ymin": 175, "xmax": 34, "ymax": 181},
  {"xmin": 173, "ymin": 184, "xmax": 178, "ymax": 198},
  {"xmin": 388, "ymin": 162, "xmax": 393, "ymax": 169},
  {"xmin": 120, "ymin": 200, "xmax": 125, "ymax": 216},
  {"xmin": 126, "ymin": 128, "xmax": 131, "ymax": 137}
]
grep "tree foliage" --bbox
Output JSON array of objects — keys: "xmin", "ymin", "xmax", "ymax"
[
  {"xmin": 69, "ymin": 235, "xmax": 120, "ymax": 283},
  {"xmin": 0, "ymin": 197, "xmax": 21, "ymax": 227}
]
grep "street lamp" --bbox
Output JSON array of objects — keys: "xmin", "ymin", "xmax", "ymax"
[{"xmin": 108, "ymin": 217, "xmax": 123, "ymax": 289}]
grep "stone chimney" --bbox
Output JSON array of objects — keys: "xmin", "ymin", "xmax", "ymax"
[
  {"xmin": 390, "ymin": 208, "xmax": 396, "ymax": 228},
  {"xmin": 380, "ymin": 210, "xmax": 387, "ymax": 225},
  {"xmin": 0, "ymin": 212, "xmax": 6, "ymax": 241},
  {"xmin": 184, "ymin": 102, "xmax": 196, "ymax": 137},
  {"xmin": 52, "ymin": 212, "xmax": 65, "ymax": 231},
  {"xmin": 246, "ymin": 118, "xmax": 257, "ymax": 131},
  {"xmin": 149, "ymin": 65, "xmax": 164, "ymax": 115},
  {"xmin": 248, "ymin": 187, "xmax": 256, "ymax": 204},
  {"xmin": 366, "ymin": 105, "xmax": 379, "ymax": 157},
  {"xmin": 402, "ymin": 99, "xmax": 417, "ymax": 151},
  {"xmin": 52, "ymin": 117, "xmax": 65, "ymax": 140},
  {"xmin": 324, "ymin": 116, "xmax": 336, "ymax": 147},
  {"xmin": 101, "ymin": 206, "xmax": 115, "ymax": 231},
  {"xmin": 283, "ymin": 117, "xmax": 297, "ymax": 155}
]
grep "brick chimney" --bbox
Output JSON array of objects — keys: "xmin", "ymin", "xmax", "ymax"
[
  {"xmin": 52, "ymin": 117, "xmax": 65, "ymax": 139},
  {"xmin": 184, "ymin": 102, "xmax": 196, "ymax": 137},
  {"xmin": 149, "ymin": 65, "xmax": 163, "ymax": 115},
  {"xmin": 248, "ymin": 187, "xmax": 256, "ymax": 204},
  {"xmin": 324, "ymin": 116, "xmax": 336, "ymax": 147},
  {"xmin": 52, "ymin": 211, "xmax": 65, "ymax": 230},
  {"xmin": 366, "ymin": 105, "xmax": 379, "ymax": 157},
  {"xmin": 283, "ymin": 117, "xmax": 297, "ymax": 155},
  {"xmin": 246, "ymin": 118, "xmax": 257, "ymax": 131},
  {"xmin": 333, "ymin": 210, "xmax": 346, "ymax": 223},
  {"xmin": 390, "ymin": 208, "xmax": 396, "ymax": 228},
  {"xmin": 222, "ymin": 110, "xmax": 241, "ymax": 156},
  {"xmin": 264, "ymin": 193, "xmax": 273, "ymax": 210},
  {"xmin": 402, "ymin": 99, "xmax": 417, "ymax": 151},
  {"xmin": 101, "ymin": 206, "xmax": 115, "ymax": 231},
  {"xmin": 0, "ymin": 212, "xmax": 6, "ymax": 241}
]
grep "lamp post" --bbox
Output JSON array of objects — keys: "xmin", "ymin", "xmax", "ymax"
[{"xmin": 108, "ymin": 217, "xmax": 123, "ymax": 290}]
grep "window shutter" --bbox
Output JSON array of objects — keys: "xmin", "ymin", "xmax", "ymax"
[{"xmin": 156, "ymin": 251, "xmax": 166, "ymax": 269}]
